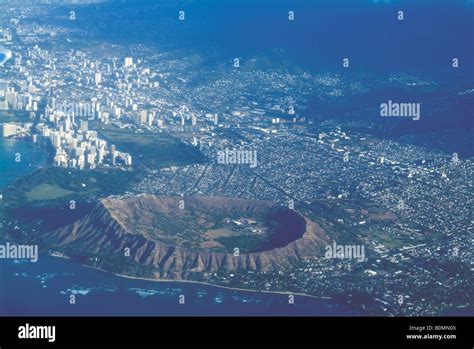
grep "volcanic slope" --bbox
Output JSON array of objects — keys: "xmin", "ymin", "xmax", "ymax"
[{"xmin": 43, "ymin": 195, "xmax": 329, "ymax": 280}]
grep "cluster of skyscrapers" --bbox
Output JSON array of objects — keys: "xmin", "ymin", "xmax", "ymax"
[{"xmin": 41, "ymin": 107, "xmax": 132, "ymax": 169}]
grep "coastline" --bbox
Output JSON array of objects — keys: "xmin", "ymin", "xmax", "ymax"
[
  {"xmin": 46, "ymin": 250, "xmax": 333, "ymax": 302},
  {"xmin": 53, "ymin": 253, "xmax": 334, "ymax": 302},
  {"xmin": 113, "ymin": 272, "xmax": 332, "ymax": 301},
  {"xmin": 0, "ymin": 136, "xmax": 46, "ymax": 155},
  {"xmin": 0, "ymin": 137, "xmax": 48, "ymax": 189},
  {"xmin": 4, "ymin": 132, "xmax": 347, "ymax": 312}
]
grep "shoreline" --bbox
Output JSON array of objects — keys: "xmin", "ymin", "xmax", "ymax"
[
  {"xmin": 113, "ymin": 271, "xmax": 333, "ymax": 301},
  {"xmin": 47, "ymin": 252, "xmax": 333, "ymax": 302},
  {"xmin": 0, "ymin": 136, "xmax": 47, "ymax": 155},
  {"xmin": 3, "ymin": 136, "xmax": 342, "ymax": 309},
  {"xmin": 0, "ymin": 137, "xmax": 49, "ymax": 189}
]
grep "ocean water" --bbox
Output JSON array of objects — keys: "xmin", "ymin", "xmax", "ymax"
[
  {"xmin": 0, "ymin": 139, "xmax": 357, "ymax": 316},
  {"xmin": 1, "ymin": 0, "xmax": 472, "ymax": 316},
  {"xmin": 0, "ymin": 255, "xmax": 359, "ymax": 316},
  {"xmin": 0, "ymin": 139, "xmax": 46, "ymax": 188}
]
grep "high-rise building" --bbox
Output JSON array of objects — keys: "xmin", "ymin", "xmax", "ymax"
[
  {"xmin": 53, "ymin": 133, "xmax": 61, "ymax": 148},
  {"xmin": 87, "ymin": 153, "xmax": 96, "ymax": 168},
  {"xmin": 136, "ymin": 111, "xmax": 147, "ymax": 125},
  {"xmin": 27, "ymin": 83, "xmax": 36, "ymax": 93},
  {"xmin": 98, "ymin": 147, "xmax": 105, "ymax": 164},
  {"xmin": 80, "ymin": 120, "xmax": 88, "ymax": 132},
  {"xmin": 78, "ymin": 155, "xmax": 85, "ymax": 170},
  {"xmin": 124, "ymin": 57, "xmax": 133, "ymax": 68},
  {"xmin": 1, "ymin": 123, "xmax": 17, "ymax": 137},
  {"xmin": 111, "ymin": 144, "xmax": 116, "ymax": 165},
  {"xmin": 114, "ymin": 106, "xmax": 121, "ymax": 118},
  {"xmin": 125, "ymin": 154, "xmax": 132, "ymax": 166},
  {"xmin": 147, "ymin": 113, "xmax": 154, "ymax": 126},
  {"xmin": 94, "ymin": 72, "xmax": 102, "ymax": 85},
  {"xmin": 75, "ymin": 147, "xmax": 85, "ymax": 157},
  {"xmin": 64, "ymin": 117, "xmax": 71, "ymax": 132},
  {"xmin": 0, "ymin": 80, "xmax": 9, "ymax": 98}
]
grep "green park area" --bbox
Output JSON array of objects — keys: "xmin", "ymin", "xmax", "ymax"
[
  {"xmin": 25, "ymin": 183, "xmax": 74, "ymax": 202},
  {"xmin": 97, "ymin": 124, "xmax": 206, "ymax": 169}
]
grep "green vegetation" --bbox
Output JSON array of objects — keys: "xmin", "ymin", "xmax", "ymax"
[
  {"xmin": 97, "ymin": 124, "xmax": 206, "ymax": 169},
  {"xmin": 0, "ymin": 165, "xmax": 137, "ymax": 242},
  {"xmin": 25, "ymin": 184, "xmax": 74, "ymax": 202},
  {"xmin": 303, "ymin": 199, "xmax": 420, "ymax": 248},
  {"xmin": 149, "ymin": 212, "xmax": 207, "ymax": 245},
  {"xmin": 357, "ymin": 227, "xmax": 407, "ymax": 249},
  {"xmin": 216, "ymin": 235, "xmax": 267, "ymax": 253},
  {"xmin": 2, "ymin": 166, "xmax": 136, "ymax": 209}
]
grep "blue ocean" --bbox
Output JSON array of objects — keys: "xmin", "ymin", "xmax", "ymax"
[
  {"xmin": 1, "ymin": 0, "xmax": 472, "ymax": 316},
  {"xmin": 0, "ymin": 139, "xmax": 358, "ymax": 316},
  {"xmin": 0, "ymin": 254, "xmax": 358, "ymax": 316}
]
